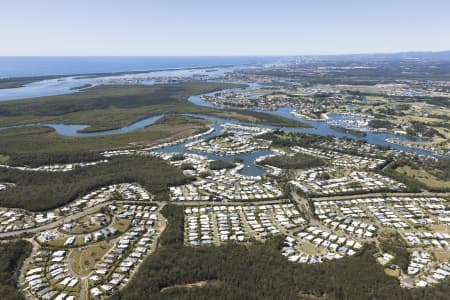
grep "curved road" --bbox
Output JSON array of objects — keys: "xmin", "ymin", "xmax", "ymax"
[
  {"xmin": 3, "ymin": 193, "xmax": 448, "ymax": 239},
  {"xmin": 0, "ymin": 200, "xmax": 165, "ymax": 239},
  {"xmin": 0, "ymin": 199, "xmax": 290, "ymax": 239}
]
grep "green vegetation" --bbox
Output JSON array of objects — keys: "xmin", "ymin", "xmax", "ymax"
[
  {"xmin": 0, "ymin": 83, "xmax": 308, "ymax": 131},
  {"xmin": 417, "ymin": 96, "xmax": 450, "ymax": 109},
  {"xmin": 0, "ymin": 76, "xmax": 61, "ymax": 89},
  {"xmin": 111, "ymin": 205, "xmax": 450, "ymax": 300},
  {"xmin": 209, "ymin": 160, "xmax": 235, "ymax": 170},
  {"xmin": 170, "ymin": 154, "xmax": 186, "ymax": 161},
  {"xmin": 0, "ymin": 155, "xmax": 9, "ymax": 164},
  {"xmin": 385, "ymin": 156, "xmax": 450, "ymax": 192},
  {"xmin": 0, "ymin": 115, "xmax": 212, "ymax": 165},
  {"xmin": 233, "ymin": 157, "xmax": 244, "ymax": 164},
  {"xmin": 0, "ymin": 156, "xmax": 190, "ymax": 211},
  {"xmin": 397, "ymin": 165, "xmax": 450, "ymax": 190},
  {"xmin": 69, "ymin": 84, "xmax": 92, "ymax": 91},
  {"xmin": 69, "ymin": 241, "xmax": 113, "ymax": 276},
  {"xmin": 0, "ymin": 83, "xmax": 308, "ymax": 166},
  {"xmin": 225, "ymin": 109, "xmax": 311, "ymax": 128},
  {"xmin": 369, "ymin": 119, "xmax": 395, "ymax": 129},
  {"xmin": 159, "ymin": 205, "xmax": 185, "ymax": 246},
  {"xmin": 260, "ymin": 153, "xmax": 325, "ymax": 169},
  {"xmin": 0, "ymin": 83, "xmax": 230, "ymax": 119},
  {"xmin": 180, "ymin": 163, "xmax": 195, "ymax": 170},
  {"xmin": 0, "ymin": 240, "xmax": 31, "ymax": 300},
  {"xmin": 259, "ymin": 130, "xmax": 333, "ymax": 148},
  {"xmin": 380, "ymin": 163, "xmax": 424, "ymax": 193},
  {"xmin": 406, "ymin": 121, "xmax": 442, "ymax": 138},
  {"xmin": 6, "ymin": 152, "xmax": 105, "ymax": 167},
  {"xmin": 328, "ymin": 125, "xmax": 367, "ymax": 137},
  {"xmin": 379, "ymin": 229, "xmax": 410, "ymax": 272}
]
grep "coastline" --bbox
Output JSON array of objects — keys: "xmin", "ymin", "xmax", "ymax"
[{"xmin": 0, "ymin": 63, "xmax": 238, "ymax": 90}]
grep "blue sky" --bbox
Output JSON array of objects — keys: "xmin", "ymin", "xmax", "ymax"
[{"xmin": 1, "ymin": 0, "xmax": 449, "ymax": 56}]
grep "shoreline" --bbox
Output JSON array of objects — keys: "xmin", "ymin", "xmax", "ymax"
[
  {"xmin": 291, "ymin": 110, "xmax": 329, "ymax": 121},
  {"xmin": 385, "ymin": 137, "xmax": 449, "ymax": 157},
  {"xmin": 0, "ymin": 63, "xmax": 239, "ymax": 90}
]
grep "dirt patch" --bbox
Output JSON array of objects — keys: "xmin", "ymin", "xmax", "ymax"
[
  {"xmin": 384, "ymin": 268, "xmax": 400, "ymax": 277},
  {"xmin": 160, "ymin": 279, "xmax": 222, "ymax": 293},
  {"xmin": 298, "ymin": 292, "xmax": 330, "ymax": 299}
]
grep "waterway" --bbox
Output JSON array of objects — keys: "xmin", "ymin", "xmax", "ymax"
[
  {"xmin": 187, "ymin": 90, "xmax": 436, "ymax": 156},
  {"xmin": 0, "ymin": 67, "xmax": 235, "ymax": 101},
  {"xmin": 151, "ymin": 123, "xmax": 274, "ymax": 177},
  {"xmin": 0, "ymin": 76, "xmax": 445, "ymax": 177}
]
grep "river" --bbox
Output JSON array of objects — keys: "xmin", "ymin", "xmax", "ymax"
[
  {"xmin": 0, "ymin": 72, "xmax": 446, "ymax": 177},
  {"xmin": 0, "ymin": 67, "xmax": 236, "ymax": 101}
]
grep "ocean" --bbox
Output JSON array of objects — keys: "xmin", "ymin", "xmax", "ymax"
[{"xmin": 0, "ymin": 56, "xmax": 285, "ymax": 78}]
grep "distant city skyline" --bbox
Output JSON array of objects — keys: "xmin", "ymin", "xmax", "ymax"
[{"xmin": 1, "ymin": 0, "xmax": 450, "ymax": 56}]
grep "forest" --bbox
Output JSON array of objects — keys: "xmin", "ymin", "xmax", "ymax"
[
  {"xmin": 0, "ymin": 82, "xmax": 306, "ymax": 131},
  {"xmin": 209, "ymin": 160, "xmax": 236, "ymax": 170},
  {"xmin": 110, "ymin": 205, "xmax": 450, "ymax": 300},
  {"xmin": 260, "ymin": 153, "xmax": 325, "ymax": 169},
  {"xmin": 379, "ymin": 229, "xmax": 411, "ymax": 272},
  {"xmin": 0, "ymin": 156, "xmax": 189, "ymax": 211},
  {"xmin": 259, "ymin": 130, "xmax": 334, "ymax": 148},
  {"xmin": 0, "ymin": 83, "xmax": 235, "ymax": 117},
  {"xmin": 0, "ymin": 241, "xmax": 31, "ymax": 300},
  {"xmin": 4, "ymin": 151, "xmax": 105, "ymax": 167},
  {"xmin": 328, "ymin": 125, "xmax": 367, "ymax": 137}
]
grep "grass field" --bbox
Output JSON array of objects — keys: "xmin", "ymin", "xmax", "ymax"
[
  {"xmin": 46, "ymin": 234, "xmax": 91, "ymax": 248},
  {"xmin": 69, "ymin": 241, "xmax": 113, "ymax": 276},
  {"xmin": 46, "ymin": 236, "xmax": 71, "ymax": 248},
  {"xmin": 70, "ymin": 213, "xmax": 111, "ymax": 234},
  {"xmin": 435, "ymin": 127, "xmax": 450, "ymax": 139},
  {"xmin": 113, "ymin": 218, "xmax": 132, "ymax": 233},
  {"xmin": 396, "ymin": 165, "xmax": 449, "ymax": 189},
  {"xmin": 433, "ymin": 250, "xmax": 450, "ymax": 262},
  {"xmin": 0, "ymin": 155, "xmax": 9, "ymax": 164}
]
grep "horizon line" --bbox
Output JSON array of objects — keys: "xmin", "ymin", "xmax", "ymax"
[{"xmin": 0, "ymin": 49, "xmax": 449, "ymax": 58}]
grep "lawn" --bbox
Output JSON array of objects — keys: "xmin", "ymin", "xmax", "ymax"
[
  {"xmin": 46, "ymin": 236, "xmax": 70, "ymax": 248},
  {"xmin": 298, "ymin": 243, "xmax": 323, "ymax": 255},
  {"xmin": 433, "ymin": 250, "xmax": 450, "ymax": 262},
  {"xmin": 69, "ymin": 241, "xmax": 114, "ymax": 276},
  {"xmin": 0, "ymin": 155, "xmax": 9, "ymax": 164},
  {"xmin": 113, "ymin": 218, "xmax": 132, "ymax": 233},
  {"xmin": 69, "ymin": 212, "xmax": 112, "ymax": 234}
]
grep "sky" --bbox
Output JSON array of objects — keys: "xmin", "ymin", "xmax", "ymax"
[{"xmin": 1, "ymin": 0, "xmax": 450, "ymax": 56}]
